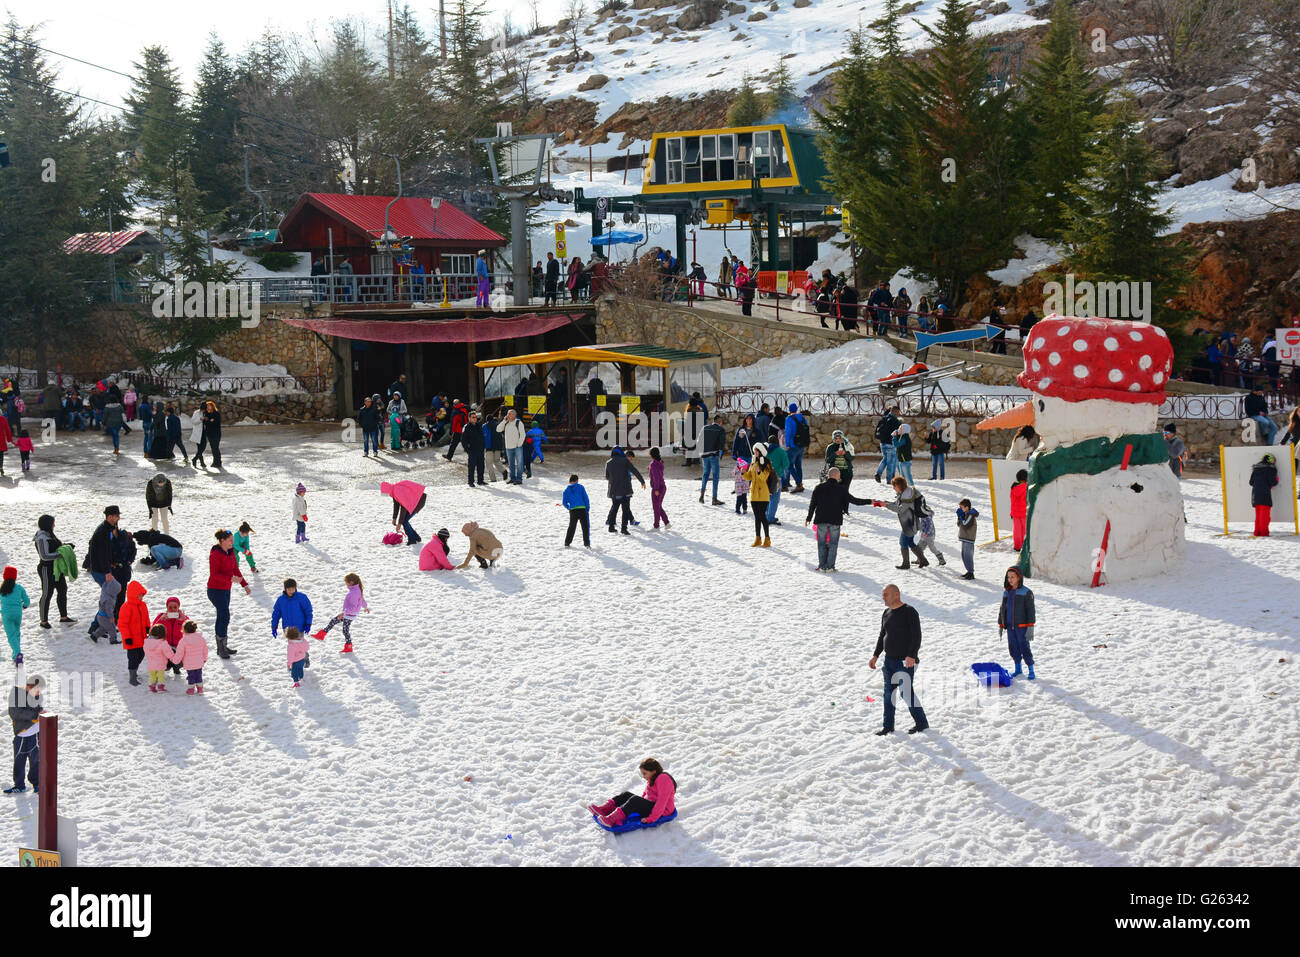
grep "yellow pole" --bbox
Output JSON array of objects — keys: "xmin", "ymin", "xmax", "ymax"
[
  {"xmin": 1291, "ymin": 443, "xmax": 1299, "ymax": 536},
  {"xmin": 986, "ymin": 458, "xmax": 1000, "ymax": 542},
  {"xmin": 440, "ymin": 276, "xmax": 449, "ymax": 308},
  {"xmin": 1219, "ymin": 445, "xmax": 1230, "ymax": 536}
]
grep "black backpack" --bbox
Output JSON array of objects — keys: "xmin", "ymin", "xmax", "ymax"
[
  {"xmin": 794, "ymin": 415, "xmax": 810, "ymax": 449},
  {"xmin": 912, "ymin": 491, "xmax": 933, "ymax": 519}
]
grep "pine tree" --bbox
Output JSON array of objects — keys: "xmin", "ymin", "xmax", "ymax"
[
  {"xmin": 764, "ymin": 62, "xmax": 798, "ymax": 119},
  {"xmin": 188, "ymin": 35, "xmax": 243, "ymax": 224},
  {"xmin": 0, "ymin": 18, "xmax": 99, "ymax": 385},
  {"xmin": 124, "ymin": 45, "xmax": 188, "ymax": 229},
  {"xmin": 887, "ymin": 0, "xmax": 1023, "ymax": 299},
  {"xmin": 144, "ymin": 167, "xmax": 244, "ymax": 383},
  {"xmin": 728, "ymin": 73, "xmax": 764, "ymax": 127},
  {"xmin": 1018, "ymin": 0, "xmax": 1105, "ymax": 238},
  {"xmin": 1062, "ymin": 100, "xmax": 1191, "ymax": 334}
]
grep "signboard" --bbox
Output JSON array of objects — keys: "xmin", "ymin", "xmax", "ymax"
[
  {"xmin": 19, "ymin": 847, "xmax": 61, "ymax": 867},
  {"xmin": 1277, "ymin": 327, "xmax": 1300, "ymax": 366},
  {"xmin": 775, "ymin": 271, "xmax": 789, "ymax": 294},
  {"xmin": 985, "ymin": 458, "xmax": 1029, "ymax": 543},
  {"xmin": 1219, "ymin": 444, "xmax": 1299, "ymax": 534},
  {"xmin": 596, "ymin": 197, "xmax": 608, "ymax": 218},
  {"xmin": 555, "ymin": 223, "xmax": 567, "ymax": 259}
]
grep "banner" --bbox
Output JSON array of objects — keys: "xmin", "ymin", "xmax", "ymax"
[
  {"xmin": 1219, "ymin": 444, "xmax": 1299, "ymax": 534},
  {"xmin": 986, "ymin": 458, "xmax": 1029, "ymax": 543}
]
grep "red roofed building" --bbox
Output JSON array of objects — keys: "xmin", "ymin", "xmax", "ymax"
[
  {"xmin": 276, "ymin": 193, "xmax": 505, "ymax": 277},
  {"xmin": 62, "ymin": 230, "xmax": 161, "ymax": 258}
]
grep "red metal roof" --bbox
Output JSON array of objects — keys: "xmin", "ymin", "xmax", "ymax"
[
  {"xmin": 281, "ymin": 193, "xmax": 505, "ymax": 246},
  {"xmin": 62, "ymin": 230, "xmax": 159, "ymax": 255}
]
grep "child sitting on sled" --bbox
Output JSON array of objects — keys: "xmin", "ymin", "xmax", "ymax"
[{"xmin": 588, "ymin": 757, "xmax": 677, "ymax": 829}]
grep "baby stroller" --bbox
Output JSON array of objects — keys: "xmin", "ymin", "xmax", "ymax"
[{"xmin": 399, "ymin": 415, "xmax": 431, "ymax": 449}]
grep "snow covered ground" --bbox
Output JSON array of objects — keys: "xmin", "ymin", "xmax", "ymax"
[{"xmin": 1, "ymin": 427, "xmax": 1297, "ymax": 865}]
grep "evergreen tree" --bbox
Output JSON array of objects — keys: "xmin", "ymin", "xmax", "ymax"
[
  {"xmin": 764, "ymin": 62, "xmax": 798, "ymax": 119},
  {"xmin": 887, "ymin": 0, "xmax": 1023, "ymax": 299},
  {"xmin": 1062, "ymin": 100, "xmax": 1191, "ymax": 337},
  {"xmin": 1017, "ymin": 0, "xmax": 1105, "ymax": 238},
  {"xmin": 188, "ymin": 35, "xmax": 243, "ymax": 224},
  {"xmin": 728, "ymin": 73, "xmax": 764, "ymax": 127},
  {"xmin": 124, "ymin": 45, "xmax": 188, "ymax": 228},
  {"xmin": 0, "ymin": 18, "xmax": 99, "ymax": 385},
  {"xmin": 143, "ymin": 166, "xmax": 244, "ymax": 383}
]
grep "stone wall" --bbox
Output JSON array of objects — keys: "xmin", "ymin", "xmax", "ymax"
[{"xmin": 596, "ymin": 296, "xmax": 857, "ymax": 368}]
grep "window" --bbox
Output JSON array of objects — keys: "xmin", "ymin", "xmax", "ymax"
[
  {"xmin": 666, "ymin": 137, "xmax": 684, "ymax": 184},
  {"xmin": 700, "ymin": 134, "xmax": 735, "ymax": 182},
  {"xmin": 718, "ymin": 134, "xmax": 735, "ymax": 181},
  {"xmin": 441, "ymin": 254, "xmax": 472, "ymax": 275},
  {"xmin": 683, "ymin": 136, "xmax": 701, "ymax": 184}
]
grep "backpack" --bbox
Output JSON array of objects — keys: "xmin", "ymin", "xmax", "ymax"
[
  {"xmin": 912, "ymin": 491, "xmax": 933, "ymax": 519},
  {"xmin": 766, "ymin": 467, "xmax": 778, "ymax": 495},
  {"xmin": 794, "ymin": 415, "xmax": 810, "ymax": 449}
]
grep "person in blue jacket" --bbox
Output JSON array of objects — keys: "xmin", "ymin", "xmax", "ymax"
[
  {"xmin": 998, "ymin": 566, "xmax": 1037, "ymax": 679},
  {"xmin": 562, "ymin": 474, "xmax": 591, "ymax": 547},
  {"xmin": 524, "ymin": 422, "xmax": 548, "ymax": 477},
  {"xmin": 271, "ymin": 579, "xmax": 314, "ymax": 651},
  {"xmin": 475, "ymin": 249, "xmax": 490, "ymax": 307}
]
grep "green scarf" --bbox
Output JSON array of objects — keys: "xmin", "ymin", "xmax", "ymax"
[{"xmin": 1019, "ymin": 432, "xmax": 1169, "ymax": 578}]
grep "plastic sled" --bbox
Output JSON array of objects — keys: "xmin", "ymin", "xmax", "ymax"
[
  {"xmin": 382, "ymin": 532, "xmax": 404, "ymax": 545},
  {"xmin": 971, "ymin": 661, "xmax": 1013, "ymax": 688},
  {"xmin": 593, "ymin": 809, "xmax": 677, "ymax": 834}
]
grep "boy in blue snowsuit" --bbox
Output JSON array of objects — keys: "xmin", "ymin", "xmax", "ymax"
[
  {"xmin": 524, "ymin": 423, "xmax": 548, "ymax": 477},
  {"xmin": 271, "ymin": 578, "xmax": 314, "ymax": 669}
]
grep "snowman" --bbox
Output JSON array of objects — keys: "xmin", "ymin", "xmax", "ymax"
[{"xmin": 1009, "ymin": 316, "xmax": 1186, "ymax": 585}]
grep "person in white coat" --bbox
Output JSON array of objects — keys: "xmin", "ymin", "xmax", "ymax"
[
  {"xmin": 1006, "ymin": 425, "xmax": 1039, "ymax": 461},
  {"xmin": 496, "ymin": 409, "xmax": 527, "ymax": 485}
]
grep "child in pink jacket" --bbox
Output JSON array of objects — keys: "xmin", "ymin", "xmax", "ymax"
[
  {"xmin": 286, "ymin": 627, "xmax": 309, "ymax": 688},
  {"xmin": 175, "ymin": 620, "xmax": 209, "ymax": 695},
  {"xmin": 588, "ymin": 757, "xmax": 678, "ymax": 829},
  {"xmin": 143, "ymin": 624, "xmax": 180, "ymax": 693}
]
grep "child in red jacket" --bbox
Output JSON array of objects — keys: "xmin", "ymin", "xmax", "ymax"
[
  {"xmin": 1010, "ymin": 468, "xmax": 1028, "ymax": 551},
  {"xmin": 116, "ymin": 580, "xmax": 151, "ymax": 687},
  {"xmin": 152, "ymin": 596, "xmax": 190, "ymax": 677}
]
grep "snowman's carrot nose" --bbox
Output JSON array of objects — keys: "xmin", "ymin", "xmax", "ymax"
[{"xmin": 976, "ymin": 399, "xmax": 1034, "ymax": 431}]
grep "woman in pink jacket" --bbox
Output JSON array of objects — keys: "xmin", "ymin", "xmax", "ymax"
[
  {"xmin": 143, "ymin": 624, "xmax": 180, "ymax": 693},
  {"xmin": 175, "ymin": 620, "xmax": 209, "ymax": 695},
  {"xmin": 589, "ymin": 758, "xmax": 677, "ymax": 829}
]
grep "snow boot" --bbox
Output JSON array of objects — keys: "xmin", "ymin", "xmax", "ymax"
[
  {"xmin": 196, "ymin": 685, "xmax": 204, "ymax": 694},
  {"xmin": 187, "ymin": 687, "xmax": 196, "ymax": 695},
  {"xmin": 712, "ymin": 498, "xmax": 724, "ymax": 506},
  {"xmin": 752, "ymin": 536, "xmax": 762, "ymax": 547},
  {"xmin": 158, "ymin": 684, "xmax": 168, "ymax": 692},
  {"xmin": 129, "ymin": 670, "xmax": 140, "ymax": 686},
  {"xmin": 896, "ymin": 549, "xmax": 911, "ymax": 570},
  {"xmin": 912, "ymin": 548, "xmax": 930, "ymax": 568},
  {"xmin": 293, "ymin": 681, "xmax": 301, "ymax": 688},
  {"xmin": 312, "ymin": 629, "xmax": 328, "ymax": 641},
  {"xmin": 937, "ymin": 554, "xmax": 946, "ymax": 566},
  {"xmin": 589, "ymin": 799, "xmax": 617, "ymax": 816},
  {"xmin": 599, "ymin": 808, "xmax": 627, "ymax": 828},
  {"xmin": 762, "ymin": 537, "xmax": 771, "ymax": 547},
  {"xmin": 1011, "ymin": 662, "xmax": 1023, "ymax": 678},
  {"xmin": 340, "ymin": 642, "xmax": 353, "ymax": 654},
  {"xmin": 1027, "ymin": 665, "xmax": 1036, "ymax": 681},
  {"xmin": 216, "ymin": 637, "xmax": 232, "ymax": 659},
  {"xmin": 149, "ymin": 684, "xmax": 157, "ymax": 693},
  {"xmin": 698, "ymin": 489, "xmax": 704, "ymax": 503}
]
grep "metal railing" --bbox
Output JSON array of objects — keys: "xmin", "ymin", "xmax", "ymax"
[
  {"xmin": 85, "ymin": 272, "xmax": 490, "ymax": 307},
  {"xmin": 715, "ymin": 389, "xmax": 1262, "ymax": 422}
]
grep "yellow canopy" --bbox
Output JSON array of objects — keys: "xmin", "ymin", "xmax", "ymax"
[{"xmin": 477, "ymin": 346, "xmax": 679, "ymax": 370}]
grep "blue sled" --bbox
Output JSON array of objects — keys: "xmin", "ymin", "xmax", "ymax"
[
  {"xmin": 593, "ymin": 809, "xmax": 678, "ymax": 834},
  {"xmin": 971, "ymin": 661, "xmax": 1013, "ymax": 687}
]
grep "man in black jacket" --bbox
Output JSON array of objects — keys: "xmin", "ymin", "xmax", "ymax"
[
  {"xmin": 804, "ymin": 468, "xmax": 872, "ymax": 571},
  {"xmin": 544, "ymin": 252, "xmax": 560, "ymax": 306},
  {"xmin": 869, "ymin": 584, "xmax": 929, "ymax": 735},
  {"xmin": 604, "ymin": 446, "xmax": 646, "ymax": 534},
  {"xmin": 873, "ymin": 407, "xmax": 901, "ymax": 483},
  {"xmin": 88, "ymin": 506, "xmax": 135, "ymax": 616},
  {"xmin": 462, "ymin": 410, "xmax": 488, "ymax": 487},
  {"xmin": 699, "ymin": 414, "xmax": 728, "ymax": 504},
  {"xmin": 358, "ymin": 396, "xmax": 383, "ymax": 456},
  {"xmin": 1244, "ymin": 387, "xmax": 1278, "ymax": 444}
]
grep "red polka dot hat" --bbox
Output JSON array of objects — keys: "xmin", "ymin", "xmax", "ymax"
[{"xmin": 1018, "ymin": 316, "xmax": 1174, "ymax": 405}]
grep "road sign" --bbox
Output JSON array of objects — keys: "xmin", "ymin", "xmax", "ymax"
[
  {"xmin": 555, "ymin": 223, "xmax": 567, "ymax": 259},
  {"xmin": 916, "ymin": 326, "xmax": 999, "ymax": 350},
  {"xmin": 596, "ymin": 196, "xmax": 608, "ymax": 218},
  {"xmin": 19, "ymin": 847, "xmax": 61, "ymax": 867},
  {"xmin": 1279, "ymin": 327, "xmax": 1300, "ymax": 366}
]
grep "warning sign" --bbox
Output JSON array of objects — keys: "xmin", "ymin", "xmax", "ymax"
[
  {"xmin": 555, "ymin": 223, "xmax": 567, "ymax": 260},
  {"xmin": 19, "ymin": 847, "xmax": 61, "ymax": 867},
  {"xmin": 1278, "ymin": 328, "xmax": 1300, "ymax": 366}
]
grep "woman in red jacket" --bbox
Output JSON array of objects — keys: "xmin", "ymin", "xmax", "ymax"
[{"xmin": 207, "ymin": 529, "xmax": 250, "ymax": 659}]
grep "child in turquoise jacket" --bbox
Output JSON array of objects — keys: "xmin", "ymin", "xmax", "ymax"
[{"xmin": 1, "ymin": 567, "xmax": 31, "ymax": 664}]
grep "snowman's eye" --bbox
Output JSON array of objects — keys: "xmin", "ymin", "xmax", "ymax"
[{"xmin": 1038, "ymin": 400, "xmax": 1045, "ymax": 412}]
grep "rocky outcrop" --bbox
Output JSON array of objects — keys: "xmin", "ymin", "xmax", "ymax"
[
  {"xmin": 578, "ymin": 73, "xmax": 610, "ymax": 92},
  {"xmin": 1175, "ymin": 130, "xmax": 1258, "ymax": 184}
]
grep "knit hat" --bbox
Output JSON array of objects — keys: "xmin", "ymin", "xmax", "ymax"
[
  {"xmin": 752, "ymin": 442, "xmax": 769, "ymax": 460},
  {"xmin": 296, "ymin": 483, "xmax": 306, "ymax": 494},
  {"xmin": 788, "ymin": 402, "xmax": 798, "ymax": 412},
  {"xmin": 1018, "ymin": 316, "xmax": 1174, "ymax": 405},
  {"xmin": 437, "ymin": 528, "xmax": 450, "ymax": 541},
  {"xmin": 895, "ymin": 423, "xmax": 911, "ymax": 435},
  {"xmin": 2, "ymin": 566, "xmax": 16, "ymax": 581}
]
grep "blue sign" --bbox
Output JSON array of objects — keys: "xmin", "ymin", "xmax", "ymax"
[{"xmin": 916, "ymin": 325, "xmax": 999, "ymax": 350}]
